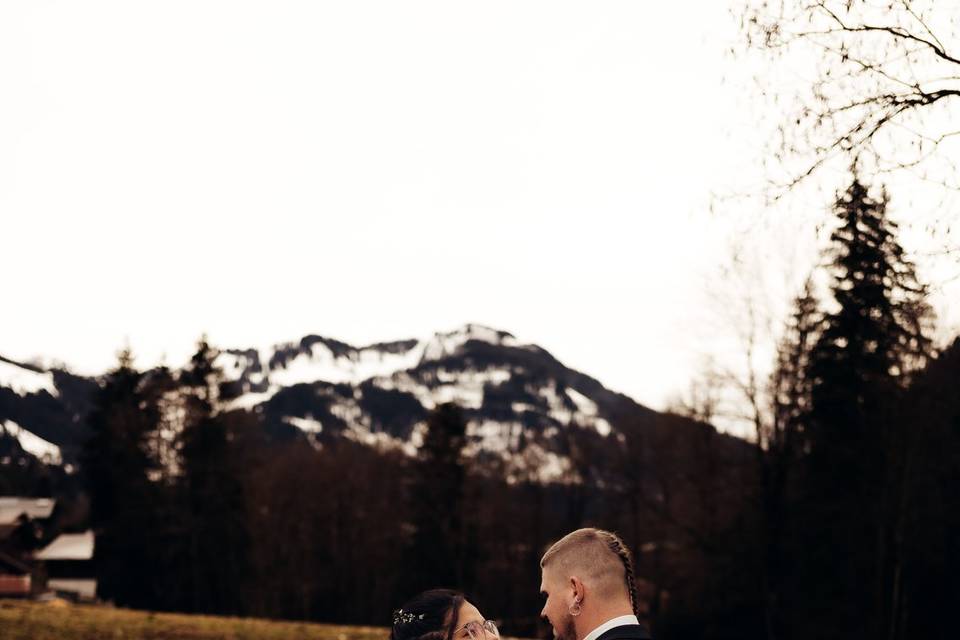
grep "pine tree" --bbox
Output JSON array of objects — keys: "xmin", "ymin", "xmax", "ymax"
[
  {"xmin": 761, "ymin": 278, "xmax": 820, "ymax": 639},
  {"xmin": 82, "ymin": 348, "xmax": 164, "ymax": 607},
  {"xmin": 404, "ymin": 402, "xmax": 467, "ymax": 591},
  {"xmin": 799, "ymin": 176, "xmax": 932, "ymax": 640},
  {"xmin": 770, "ymin": 278, "xmax": 819, "ymax": 458},
  {"xmin": 175, "ymin": 337, "xmax": 250, "ymax": 614}
]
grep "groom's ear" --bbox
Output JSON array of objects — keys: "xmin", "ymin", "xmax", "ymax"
[{"xmin": 569, "ymin": 576, "xmax": 585, "ymax": 602}]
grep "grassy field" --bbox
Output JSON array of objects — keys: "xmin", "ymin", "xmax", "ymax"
[{"xmin": 0, "ymin": 599, "xmax": 391, "ymax": 640}]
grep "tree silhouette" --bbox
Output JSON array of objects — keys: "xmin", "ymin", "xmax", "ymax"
[
  {"xmin": 755, "ymin": 279, "xmax": 820, "ymax": 639},
  {"xmin": 176, "ymin": 337, "xmax": 250, "ymax": 614},
  {"xmin": 81, "ymin": 348, "xmax": 165, "ymax": 607},
  {"xmin": 799, "ymin": 175, "xmax": 932, "ymax": 639},
  {"xmin": 404, "ymin": 403, "xmax": 468, "ymax": 592}
]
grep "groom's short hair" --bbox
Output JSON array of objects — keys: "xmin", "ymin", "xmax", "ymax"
[{"xmin": 540, "ymin": 528, "xmax": 636, "ymax": 606}]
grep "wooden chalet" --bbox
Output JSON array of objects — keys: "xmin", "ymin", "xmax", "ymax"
[
  {"xmin": 0, "ymin": 497, "xmax": 56, "ymax": 597},
  {"xmin": 0, "ymin": 550, "xmax": 31, "ymax": 597},
  {"xmin": 33, "ymin": 530, "xmax": 97, "ymax": 601}
]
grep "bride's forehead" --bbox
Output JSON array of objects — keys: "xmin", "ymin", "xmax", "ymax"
[{"xmin": 457, "ymin": 601, "xmax": 484, "ymax": 622}]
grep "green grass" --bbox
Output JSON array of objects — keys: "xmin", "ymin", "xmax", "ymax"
[{"xmin": 0, "ymin": 599, "xmax": 391, "ymax": 640}]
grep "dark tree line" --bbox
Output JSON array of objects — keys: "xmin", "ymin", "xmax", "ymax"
[
  {"xmin": 76, "ymin": 179, "xmax": 958, "ymax": 639},
  {"xmin": 747, "ymin": 173, "xmax": 959, "ymax": 640},
  {"xmin": 78, "ymin": 338, "xmax": 753, "ymax": 637}
]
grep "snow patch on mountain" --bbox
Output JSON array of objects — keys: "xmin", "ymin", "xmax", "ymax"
[
  {"xmin": 371, "ymin": 372, "xmax": 431, "ymax": 408},
  {"xmin": 532, "ymin": 383, "xmax": 613, "ymax": 437},
  {"xmin": 435, "ymin": 367, "xmax": 512, "ymax": 385},
  {"xmin": 0, "ymin": 360, "xmax": 58, "ymax": 397},
  {"xmin": 504, "ymin": 442, "xmax": 575, "ymax": 484},
  {"xmin": 370, "ymin": 371, "xmax": 472, "ymax": 411},
  {"xmin": 224, "ymin": 390, "xmax": 275, "ymax": 412},
  {"xmin": 467, "ymin": 420, "xmax": 526, "ymax": 453},
  {"xmin": 341, "ymin": 426, "xmax": 400, "ymax": 449},
  {"xmin": 511, "ymin": 402, "xmax": 538, "ymax": 414},
  {"xmin": 332, "ymin": 399, "xmax": 405, "ymax": 450},
  {"xmin": 541, "ymin": 384, "xmax": 584, "ymax": 425},
  {"xmin": 329, "ymin": 397, "xmax": 370, "ymax": 431},
  {"xmin": 565, "ymin": 388, "xmax": 597, "ymax": 415},
  {"xmin": 2, "ymin": 420, "xmax": 63, "ymax": 464},
  {"xmin": 284, "ymin": 416, "xmax": 324, "ymax": 434},
  {"xmin": 408, "ymin": 421, "xmax": 429, "ymax": 451},
  {"xmin": 421, "ymin": 324, "xmax": 518, "ymax": 360},
  {"xmin": 565, "ymin": 388, "xmax": 612, "ymax": 436},
  {"xmin": 432, "ymin": 385, "xmax": 484, "ymax": 410},
  {"xmin": 216, "ymin": 352, "xmax": 250, "ymax": 378},
  {"xmin": 370, "ymin": 366, "xmax": 511, "ymax": 411},
  {"xmin": 593, "ymin": 418, "xmax": 613, "ymax": 437},
  {"xmin": 255, "ymin": 341, "xmax": 423, "ymax": 388}
]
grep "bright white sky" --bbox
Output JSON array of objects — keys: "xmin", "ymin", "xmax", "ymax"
[{"xmin": 2, "ymin": 1, "xmax": 957, "ymax": 415}]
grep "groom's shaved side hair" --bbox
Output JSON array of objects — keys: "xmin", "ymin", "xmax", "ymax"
[{"xmin": 540, "ymin": 528, "xmax": 638, "ymax": 614}]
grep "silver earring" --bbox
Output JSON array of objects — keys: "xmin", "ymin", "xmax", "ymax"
[{"xmin": 569, "ymin": 599, "xmax": 581, "ymax": 617}]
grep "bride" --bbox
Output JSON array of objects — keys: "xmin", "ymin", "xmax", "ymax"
[{"xmin": 391, "ymin": 590, "xmax": 500, "ymax": 640}]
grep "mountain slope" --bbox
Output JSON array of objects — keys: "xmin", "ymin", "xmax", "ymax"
[{"xmin": 0, "ymin": 325, "xmax": 746, "ymax": 483}]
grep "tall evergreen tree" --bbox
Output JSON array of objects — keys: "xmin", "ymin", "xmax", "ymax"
[
  {"xmin": 770, "ymin": 279, "xmax": 819, "ymax": 457},
  {"xmin": 799, "ymin": 176, "xmax": 932, "ymax": 640},
  {"xmin": 760, "ymin": 278, "xmax": 820, "ymax": 640},
  {"xmin": 175, "ymin": 337, "xmax": 250, "ymax": 614},
  {"xmin": 82, "ymin": 348, "xmax": 164, "ymax": 607},
  {"xmin": 404, "ymin": 402, "xmax": 468, "ymax": 592}
]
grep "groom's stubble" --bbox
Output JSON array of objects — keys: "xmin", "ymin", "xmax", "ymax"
[{"xmin": 555, "ymin": 612, "xmax": 577, "ymax": 640}]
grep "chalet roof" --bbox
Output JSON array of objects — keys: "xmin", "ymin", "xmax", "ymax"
[
  {"xmin": 0, "ymin": 497, "xmax": 55, "ymax": 525},
  {"xmin": 34, "ymin": 530, "xmax": 95, "ymax": 561}
]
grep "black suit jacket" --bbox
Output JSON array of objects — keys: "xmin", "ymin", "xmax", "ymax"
[{"xmin": 595, "ymin": 624, "xmax": 652, "ymax": 640}]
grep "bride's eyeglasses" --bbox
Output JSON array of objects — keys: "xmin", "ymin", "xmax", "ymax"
[{"xmin": 455, "ymin": 620, "xmax": 500, "ymax": 640}]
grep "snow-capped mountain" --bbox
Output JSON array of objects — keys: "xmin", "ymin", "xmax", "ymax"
[
  {"xmin": 0, "ymin": 324, "xmax": 738, "ymax": 483},
  {"xmin": 212, "ymin": 324, "xmax": 661, "ymax": 480}
]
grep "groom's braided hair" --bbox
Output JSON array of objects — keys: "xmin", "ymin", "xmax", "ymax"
[
  {"xmin": 603, "ymin": 531, "xmax": 638, "ymax": 617},
  {"xmin": 540, "ymin": 528, "xmax": 638, "ymax": 617}
]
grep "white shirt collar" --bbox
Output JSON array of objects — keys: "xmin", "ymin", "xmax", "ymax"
[{"xmin": 582, "ymin": 615, "xmax": 640, "ymax": 640}]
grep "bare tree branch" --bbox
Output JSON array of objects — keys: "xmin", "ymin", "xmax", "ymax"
[
  {"xmin": 814, "ymin": 2, "xmax": 960, "ymax": 66},
  {"xmin": 737, "ymin": 0, "xmax": 960, "ymax": 202}
]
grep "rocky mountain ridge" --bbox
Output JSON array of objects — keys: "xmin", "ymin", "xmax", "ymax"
[{"xmin": 0, "ymin": 324, "xmax": 738, "ymax": 483}]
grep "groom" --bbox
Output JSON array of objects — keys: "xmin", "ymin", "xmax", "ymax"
[{"xmin": 539, "ymin": 528, "xmax": 652, "ymax": 640}]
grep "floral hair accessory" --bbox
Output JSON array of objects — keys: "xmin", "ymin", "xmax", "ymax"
[{"xmin": 393, "ymin": 609, "xmax": 426, "ymax": 626}]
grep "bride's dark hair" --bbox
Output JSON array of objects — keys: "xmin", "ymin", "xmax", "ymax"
[{"xmin": 390, "ymin": 589, "xmax": 466, "ymax": 640}]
